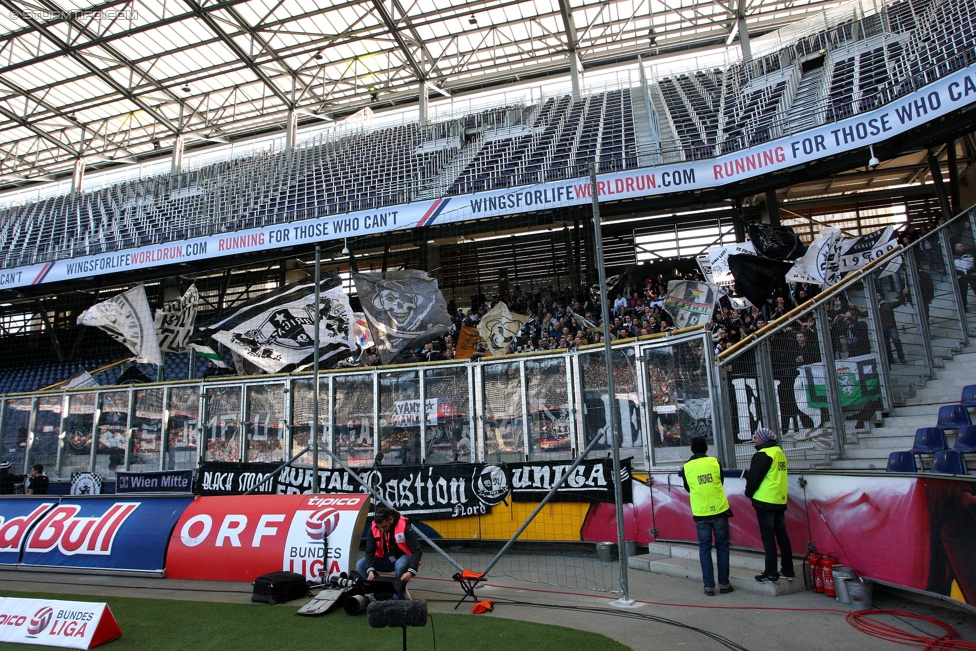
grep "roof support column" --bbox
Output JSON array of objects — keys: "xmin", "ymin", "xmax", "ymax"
[
  {"xmin": 737, "ymin": 13, "xmax": 752, "ymax": 61},
  {"xmin": 569, "ymin": 52, "xmax": 583, "ymax": 101},
  {"xmin": 286, "ymin": 110, "xmax": 298, "ymax": 149},
  {"xmin": 419, "ymin": 81, "xmax": 429, "ymax": 125},
  {"xmin": 71, "ymin": 158, "xmax": 85, "ymax": 194},
  {"xmin": 764, "ymin": 190, "xmax": 781, "ymax": 226},
  {"xmin": 171, "ymin": 134, "xmax": 185, "ymax": 174}
]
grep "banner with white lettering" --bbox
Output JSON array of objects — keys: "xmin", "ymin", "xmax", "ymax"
[
  {"xmin": 115, "ymin": 470, "xmax": 193, "ymax": 494},
  {"xmin": 0, "ymin": 597, "xmax": 121, "ymax": 649},
  {"xmin": 15, "ymin": 497, "xmax": 193, "ymax": 572},
  {"xmin": 4, "ymin": 65, "xmax": 976, "ymax": 291},
  {"xmin": 165, "ymin": 494, "xmax": 371, "ymax": 582},
  {"xmin": 194, "ymin": 459, "xmax": 632, "ymax": 519}
]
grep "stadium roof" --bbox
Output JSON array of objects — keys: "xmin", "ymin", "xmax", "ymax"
[{"xmin": 0, "ymin": 0, "xmax": 852, "ymax": 190}]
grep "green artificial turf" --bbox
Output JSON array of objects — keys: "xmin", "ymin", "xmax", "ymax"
[{"xmin": 0, "ymin": 592, "xmax": 629, "ymax": 651}]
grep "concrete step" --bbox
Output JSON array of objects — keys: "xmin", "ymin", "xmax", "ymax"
[{"xmin": 630, "ymin": 543, "xmax": 807, "ymax": 597}]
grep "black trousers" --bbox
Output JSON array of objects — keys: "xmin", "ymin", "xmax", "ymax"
[{"xmin": 755, "ymin": 507, "xmax": 794, "ymax": 578}]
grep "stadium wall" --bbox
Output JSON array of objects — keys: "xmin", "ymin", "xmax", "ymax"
[{"xmin": 0, "ymin": 473, "xmax": 972, "ymax": 610}]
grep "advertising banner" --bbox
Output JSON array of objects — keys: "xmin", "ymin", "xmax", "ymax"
[
  {"xmin": 0, "ymin": 500, "xmax": 57, "ymax": 565},
  {"xmin": 115, "ymin": 470, "xmax": 193, "ymax": 494},
  {"xmin": 195, "ymin": 458, "xmax": 632, "ymax": 519},
  {"xmin": 4, "ymin": 64, "xmax": 974, "ymax": 291},
  {"xmin": 0, "ymin": 597, "xmax": 121, "ymax": 649},
  {"xmin": 165, "ymin": 494, "xmax": 370, "ymax": 582},
  {"xmin": 18, "ymin": 497, "xmax": 193, "ymax": 572}
]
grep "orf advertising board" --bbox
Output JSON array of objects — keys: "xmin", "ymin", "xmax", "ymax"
[
  {"xmin": 17, "ymin": 497, "xmax": 193, "ymax": 572},
  {"xmin": 0, "ymin": 596, "xmax": 121, "ymax": 649},
  {"xmin": 166, "ymin": 494, "xmax": 370, "ymax": 582}
]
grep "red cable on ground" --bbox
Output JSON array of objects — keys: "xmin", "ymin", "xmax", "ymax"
[{"xmin": 846, "ymin": 610, "xmax": 976, "ymax": 650}]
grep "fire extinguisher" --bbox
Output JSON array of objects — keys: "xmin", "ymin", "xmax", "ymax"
[
  {"xmin": 821, "ymin": 556, "xmax": 838, "ymax": 598},
  {"xmin": 803, "ymin": 551, "xmax": 822, "ymax": 591}
]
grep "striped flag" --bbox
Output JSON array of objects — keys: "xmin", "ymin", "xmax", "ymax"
[
  {"xmin": 188, "ymin": 344, "xmax": 229, "ymax": 369},
  {"xmin": 154, "ymin": 284, "xmax": 199, "ymax": 353}
]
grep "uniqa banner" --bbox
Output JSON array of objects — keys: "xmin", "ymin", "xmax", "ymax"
[
  {"xmin": 6, "ymin": 64, "xmax": 976, "ymax": 291},
  {"xmin": 195, "ymin": 458, "xmax": 633, "ymax": 519}
]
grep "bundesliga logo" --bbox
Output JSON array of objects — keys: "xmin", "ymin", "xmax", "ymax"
[
  {"xmin": 304, "ymin": 508, "xmax": 340, "ymax": 541},
  {"xmin": 28, "ymin": 607, "xmax": 53, "ymax": 636}
]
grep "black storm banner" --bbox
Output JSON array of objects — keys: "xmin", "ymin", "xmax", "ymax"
[{"xmin": 195, "ymin": 458, "xmax": 633, "ymax": 519}]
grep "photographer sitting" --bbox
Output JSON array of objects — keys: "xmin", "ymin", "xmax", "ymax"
[{"xmin": 356, "ymin": 505, "xmax": 422, "ymax": 598}]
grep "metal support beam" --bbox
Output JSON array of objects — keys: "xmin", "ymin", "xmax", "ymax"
[
  {"xmin": 71, "ymin": 158, "xmax": 85, "ymax": 195},
  {"xmin": 172, "ymin": 134, "xmax": 185, "ymax": 174},
  {"xmin": 418, "ymin": 81, "xmax": 428, "ymax": 125},
  {"xmin": 285, "ymin": 111, "xmax": 298, "ymax": 149},
  {"xmin": 737, "ymin": 0, "xmax": 752, "ymax": 60}
]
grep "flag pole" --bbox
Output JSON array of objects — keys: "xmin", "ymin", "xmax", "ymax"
[
  {"xmin": 590, "ymin": 164, "xmax": 632, "ymax": 607},
  {"xmin": 312, "ymin": 246, "xmax": 321, "ymax": 492}
]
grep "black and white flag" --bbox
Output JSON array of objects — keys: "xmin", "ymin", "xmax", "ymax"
[
  {"xmin": 77, "ymin": 285, "xmax": 163, "ymax": 365},
  {"xmin": 154, "ymin": 284, "xmax": 199, "ymax": 353},
  {"xmin": 353, "ymin": 269, "xmax": 452, "ymax": 365},
  {"xmin": 478, "ymin": 302, "xmax": 529, "ymax": 355},
  {"xmin": 662, "ymin": 281, "xmax": 719, "ymax": 328},
  {"xmin": 707, "ymin": 242, "xmax": 756, "ymax": 286},
  {"xmin": 786, "ymin": 227, "xmax": 843, "ymax": 286},
  {"xmin": 747, "ymin": 223, "xmax": 806, "ymax": 260},
  {"xmin": 729, "ymin": 255, "xmax": 795, "ymax": 308},
  {"xmin": 204, "ymin": 276, "xmax": 355, "ymax": 374},
  {"xmin": 837, "ymin": 225, "xmax": 900, "ymax": 277}
]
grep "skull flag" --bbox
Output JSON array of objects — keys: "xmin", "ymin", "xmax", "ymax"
[
  {"xmin": 353, "ymin": 270, "xmax": 452, "ymax": 365},
  {"xmin": 203, "ymin": 275, "xmax": 355, "ymax": 373},
  {"xmin": 478, "ymin": 302, "xmax": 529, "ymax": 355}
]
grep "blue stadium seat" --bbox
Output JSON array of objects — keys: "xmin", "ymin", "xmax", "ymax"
[
  {"xmin": 911, "ymin": 427, "xmax": 948, "ymax": 470},
  {"xmin": 886, "ymin": 451, "xmax": 918, "ymax": 473},
  {"xmin": 930, "ymin": 450, "xmax": 968, "ymax": 475},
  {"xmin": 954, "ymin": 425, "xmax": 976, "ymax": 454},
  {"xmin": 960, "ymin": 385, "xmax": 976, "ymax": 409},
  {"xmin": 936, "ymin": 404, "xmax": 971, "ymax": 434}
]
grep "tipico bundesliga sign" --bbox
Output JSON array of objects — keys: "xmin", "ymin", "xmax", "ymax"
[{"xmin": 0, "ymin": 597, "xmax": 121, "ymax": 649}]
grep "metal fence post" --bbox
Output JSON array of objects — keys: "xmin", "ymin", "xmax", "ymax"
[{"xmin": 814, "ymin": 304, "xmax": 847, "ymax": 459}]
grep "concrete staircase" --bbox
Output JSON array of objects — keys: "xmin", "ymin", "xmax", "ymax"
[
  {"xmin": 629, "ymin": 541, "xmax": 808, "ymax": 596},
  {"xmin": 786, "ymin": 67, "xmax": 824, "ymax": 134}
]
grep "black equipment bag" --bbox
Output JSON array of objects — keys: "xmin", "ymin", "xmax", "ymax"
[{"xmin": 252, "ymin": 571, "xmax": 311, "ymax": 605}]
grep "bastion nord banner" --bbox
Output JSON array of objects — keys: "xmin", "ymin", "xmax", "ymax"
[{"xmin": 196, "ymin": 458, "xmax": 632, "ymax": 519}]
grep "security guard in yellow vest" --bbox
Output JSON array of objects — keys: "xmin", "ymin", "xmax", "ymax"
[
  {"xmin": 681, "ymin": 436, "xmax": 733, "ymax": 596},
  {"xmin": 744, "ymin": 427, "xmax": 796, "ymax": 583}
]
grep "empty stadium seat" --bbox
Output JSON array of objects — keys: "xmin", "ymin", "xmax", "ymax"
[
  {"xmin": 936, "ymin": 404, "xmax": 971, "ymax": 434},
  {"xmin": 960, "ymin": 384, "xmax": 976, "ymax": 409},
  {"xmin": 954, "ymin": 425, "xmax": 976, "ymax": 454},
  {"xmin": 911, "ymin": 427, "xmax": 948, "ymax": 469},
  {"xmin": 886, "ymin": 451, "xmax": 918, "ymax": 473},
  {"xmin": 930, "ymin": 450, "xmax": 968, "ymax": 475}
]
